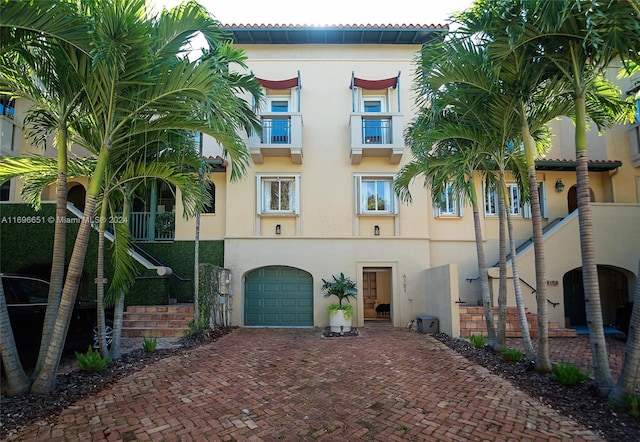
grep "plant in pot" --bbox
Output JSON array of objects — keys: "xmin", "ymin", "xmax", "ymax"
[{"xmin": 321, "ymin": 273, "xmax": 357, "ymax": 333}]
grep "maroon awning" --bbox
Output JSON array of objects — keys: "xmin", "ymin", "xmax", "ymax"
[
  {"xmin": 257, "ymin": 77, "xmax": 299, "ymax": 90},
  {"xmin": 351, "ymin": 76, "xmax": 398, "ymax": 90}
]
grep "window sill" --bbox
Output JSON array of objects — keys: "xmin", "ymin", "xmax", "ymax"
[
  {"xmin": 258, "ymin": 212, "xmax": 298, "ymax": 217},
  {"xmin": 357, "ymin": 212, "xmax": 397, "ymax": 217}
]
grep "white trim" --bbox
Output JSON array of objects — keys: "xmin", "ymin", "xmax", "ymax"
[
  {"xmin": 256, "ymin": 173, "xmax": 300, "ymax": 215},
  {"xmin": 354, "ymin": 173, "xmax": 398, "ymax": 215}
]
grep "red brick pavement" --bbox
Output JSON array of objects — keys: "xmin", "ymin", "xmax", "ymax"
[{"xmin": 8, "ymin": 328, "xmax": 616, "ymax": 441}]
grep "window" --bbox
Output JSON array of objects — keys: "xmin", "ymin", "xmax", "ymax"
[
  {"xmin": 0, "ymin": 95, "xmax": 15, "ymax": 119},
  {"xmin": 434, "ymin": 183, "xmax": 462, "ymax": 217},
  {"xmin": 356, "ymin": 176, "xmax": 397, "ymax": 214},
  {"xmin": 362, "ymin": 98, "xmax": 389, "ymax": 144},
  {"xmin": 262, "ymin": 98, "xmax": 290, "ymax": 144},
  {"xmin": 485, "ymin": 183, "xmax": 521, "ymax": 216},
  {"xmin": 203, "ymin": 182, "xmax": 215, "ymax": 214},
  {"xmin": 257, "ymin": 175, "xmax": 299, "ymax": 214},
  {"xmin": 523, "ymin": 182, "xmax": 548, "ymax": 219}
]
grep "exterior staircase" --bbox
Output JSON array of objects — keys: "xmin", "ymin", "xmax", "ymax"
[
  {"xmin": 122, "ymin": 304, "xmax": 194, "ymax": 338},
  {"xmin": 459, "ymin": 306, "xmax": 577, "ymax": 338}
]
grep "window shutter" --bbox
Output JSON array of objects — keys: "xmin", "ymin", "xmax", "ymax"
[{"xmin": 540, "ymin": 181, "xmax": 548, "ymax": 218}]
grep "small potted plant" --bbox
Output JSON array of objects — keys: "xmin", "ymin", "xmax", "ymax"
[{"xmin": 321, "ymin": 273, "xmax": 357, "ymax": 333}]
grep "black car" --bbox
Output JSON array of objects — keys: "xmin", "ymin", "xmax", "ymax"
[{"xmin": 1, "ymin": 274, "xmax": 113, "ymax": 364}]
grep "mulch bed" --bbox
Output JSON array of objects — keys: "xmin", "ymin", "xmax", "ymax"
[{"xmin": 432, "ymin": 333, "xmax": 640, "ymax": 442}]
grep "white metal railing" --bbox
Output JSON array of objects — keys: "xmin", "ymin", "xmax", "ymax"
[
  {"xmin": 362, "ymin": 118, "xmax": 391, "ymax": 144},
  {"xmin": 66, "ymin": 203, "xmax": 172, "ymax": 275}
]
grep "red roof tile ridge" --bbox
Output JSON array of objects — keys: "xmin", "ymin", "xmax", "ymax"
[
  {"xmin": 539, "ymin": 158, "xmax": 620, "ymax": 163},
  {"xmin": 221, "ymin": 23, "xmax": 448, "ymax": 29}
]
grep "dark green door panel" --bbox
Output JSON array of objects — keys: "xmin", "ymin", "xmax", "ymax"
[{"xmin": 244, "ymin": 266, "xmax": 313, "ymax": 326}]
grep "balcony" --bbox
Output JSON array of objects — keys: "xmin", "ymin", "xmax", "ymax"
[
  {"xmin": 249, "ymin": 113, "xmax": 303, "ymax": 164},
  {"xmin": 630, "ymin": 123, "xmax": 640, "ymax": 167},
  {"xmin": 127, "ymin": 212, "xmax": 174, "ymax": 241},
  {"xmin": 349, "ymin": 113, "xmax": 404, "ymax": 164}
]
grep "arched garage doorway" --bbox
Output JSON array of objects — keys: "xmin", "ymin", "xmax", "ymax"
[
  {"xmin": 563, "ymin": 265, "xmax": 633, "ymax": 328},
  {"xmin": 244, "ymin": 266, "xmax": 313, "ymax": 327}
]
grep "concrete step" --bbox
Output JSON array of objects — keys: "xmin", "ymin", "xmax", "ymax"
[{"xmin": 122, "ymin": 303, "xmax": 194, "ymax": 338}]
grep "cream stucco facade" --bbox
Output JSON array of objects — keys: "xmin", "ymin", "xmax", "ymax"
[{"xmin": 2, "ymin": 24, "xmax": 639, "ymax": 337}]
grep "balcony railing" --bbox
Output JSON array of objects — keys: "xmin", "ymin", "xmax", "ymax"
[
  {"xmin": 261, "ymin": 118, "xmax": 290, "ymax": 144},
  {"xmin": 362, "ymin": 118, "xmax": 391, "ymax": 144},
  {"xmin": 248, "ymin": 112, "xmax": 303, "ymax": 164},
  {"xmin": 128, "ymin": 212, "xmax": 174, "ymax": 241},
  {"xmin": 350, "ymin": 113, "xmax": 404, "ymax": 164}
]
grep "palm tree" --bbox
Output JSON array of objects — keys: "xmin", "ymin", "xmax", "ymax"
[
  {"xmin": 608, "ymin": 259, "xmax": 640, "ymax": 406},
  {"xmin": 0, "ymin": 40, "xmax": 91, "ymax": 378},
  {"xmin": 395, "ymin": 69, "xmax": 499, "ymax": 345},
  {"xmin": 94, "ymin": 133, "xmax": 211, "ymax": 358},
  {"xmin": 0, "ymin": 279, "xmax": 31, "ymax": 396},
  {"xmin": 492, "ymin": 0, "xmax": 640, "ymax": 395},
  {"xmin": 2, "ymin": 0, "xmax": 261, "ymax": 394},
  {"xmin": 452, "ymin": 0, "xmax": 634, "ymax": 372}
]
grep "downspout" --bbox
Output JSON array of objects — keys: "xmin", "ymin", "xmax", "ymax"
[
  {"xmin": 351, "ymin": 71, "xmax": 355, "ymax": 112},
  {"xmin": 396, "ymin": 70, "xmax": 401, "ymax": 113},
  {"xmin": 297, "ymin": 70, "xmax": 301, "ymax": 112}
]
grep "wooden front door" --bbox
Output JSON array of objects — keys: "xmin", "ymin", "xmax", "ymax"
[{"xmin": 363, "ymin": 271, "xmax": 377, "ymax": 319}]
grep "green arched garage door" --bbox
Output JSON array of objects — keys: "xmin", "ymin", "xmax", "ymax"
[{"xmin": 244, "ymin": 266, "xmax": 313, "ymax": 326}]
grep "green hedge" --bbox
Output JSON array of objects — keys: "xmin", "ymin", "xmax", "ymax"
[
  {"xmin": 0, "ymin": 203, "xmax": 223, "ymax": 305},
  {"xmin": 136, "ymin": 241, "xmax": 224, "ymax": 303},
  {"xmin": 0, "ymin": 203, "xmax": 107, "ymax": 301}
]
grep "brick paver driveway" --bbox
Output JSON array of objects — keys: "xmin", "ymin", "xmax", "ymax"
[{"xmin": 12, "ymin": 328, "xmax": 603, "ymax": 441}]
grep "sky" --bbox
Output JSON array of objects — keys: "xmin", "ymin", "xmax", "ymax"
[{"xmin": 152, "ymin": 0, "xmax": 475, "ymax": 26}]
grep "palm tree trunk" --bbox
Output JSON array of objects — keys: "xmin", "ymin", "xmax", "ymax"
[
  {"xmin": 521, "ymin": 121, "xmax": 551, "ymax": 372},
  {"xmin": 575, "ymin": 94, "xmax": 613, "ymax": 394},
  {"xmin": 96, "ymin": 194, "xmax": 111, "ymax": 359},
  {"xmin": 31, "ymin": 147, "xmax": 110, "ymax": 394},
  {"xmin": 470, "ymin": 179, "xmax": 496, "ymax": 343},
  {"xmin": 110, "ymin": 189, "xmax": 131, "ymax": 360},
  {"xmin": 505, "ymin": 190, "xmax": 536, "ymax": 361},
  {"xmin": 0, "ymin": 282, "xmax": 30, "ymax": 396},
  {"xmin": 111, "ymin": 291, "xmax": 125, "ymax": 360},
  {"xmin": 33, "ymin": 125, "xmax": 68, "ymax": 378},
  {"xmin": 194, "ymin": 212, "xmax": 201, "ymax": 326},
  {"xmin": 496, "ymin": 174, "xmax": 507, "ymax": 349},
  {"xmin": 608, "ymin": 259, "xmax": 640, "ymax": 406}
]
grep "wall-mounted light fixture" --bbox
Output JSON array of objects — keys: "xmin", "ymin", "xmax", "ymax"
[
  {"xmin": 275, "ymin": 224, "xmax": 281, "ymax": 235},
  {"xmin": 555, "ymin": 179, "xmax": 565, "ymax": 193},
  {"xmin": 374, "ymin": 225, "xmax": 380, "ymax": 236}
]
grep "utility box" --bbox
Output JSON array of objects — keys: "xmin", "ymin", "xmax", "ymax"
[{"xmin": 417, "ymin": 315, "xmax": 439, "ymax": 334}]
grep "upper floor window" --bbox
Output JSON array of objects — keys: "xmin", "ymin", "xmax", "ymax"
[
  {"xmin": 257, "ymin": 174, "xmax": 299, "ymax": 215},
  {"xmin": 356, "ymin": 175, "xmax": 397, "ymax": 214},
  {"xmin": 260, "ymin": 98, "xmax": 291, "ymax": 144},
  {"xmin": 485, "ymin": 183, "xmax": 521, "ymax": 216},
  {"xmin": 203, "ymin": 182, "xmax": 215, "ymax": 214},
  {"xmin": 0, "ymin": 95, "xmax": 15, "ymax": 119},
  {"xmin": 434, "ymin": 183, "xmax": 463, "ymax": 217}
]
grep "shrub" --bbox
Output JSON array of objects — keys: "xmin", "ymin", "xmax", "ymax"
[
  {"xmin": 75, "ymin": 346, "xmax": 111, "ymax": 373},
  {"xmin": 500, "ymin": 348, "xmax": 523, "ymax": 362},
  {"xmin": 142, "ymin": 336, "xmax": 158, "ymax": 353},
  {"xmin": 469, "ymin": 334, "xmax": 488, "ymax": 348},
  {"xmin": 551, "ymin": 362, "xmax": 590, "ymax": 386},
  {"xmin": 326, "ymin": 303, "xmax": 355, "ymax": 319}
]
